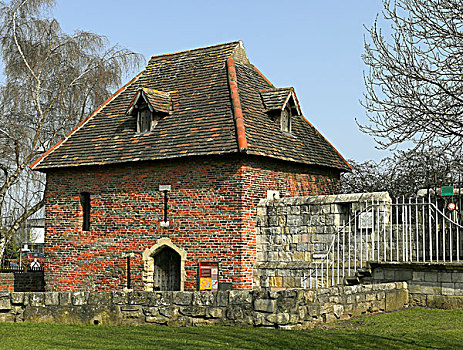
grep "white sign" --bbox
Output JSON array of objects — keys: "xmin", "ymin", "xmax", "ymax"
[
  {"xmin": 266, "ymin": 190, "xmax": 280, "ymax": 199},
  {"xmin": 159, "ymin": 185, "xmax": 171, "ymax": 191},
  {"xmin": 359, "ymin": 212, "xmax": 373, "ymax": 229}
]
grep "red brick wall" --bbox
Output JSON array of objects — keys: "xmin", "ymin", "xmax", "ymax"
[
  {"xmin": 238, "ymin": 155, "xmax": 340, "ymax": 289},
  {"xmin": 0, "ymin": 273, "xmax": 14, "ymax": 292},
  {"xmin": 44, "ymin": 155, "xmax": 340, "ymax": 291}
]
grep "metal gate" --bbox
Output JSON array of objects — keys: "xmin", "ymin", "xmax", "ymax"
[{"xmin": 310, "ymin": 192, "xmax": 463, "ymax": 288}]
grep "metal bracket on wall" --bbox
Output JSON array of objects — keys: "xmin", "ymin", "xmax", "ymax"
[{"xmin": 159, "ymin": 185, "xmax": 171, "ymax": 227}]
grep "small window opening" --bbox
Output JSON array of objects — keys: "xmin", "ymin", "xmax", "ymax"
[
  {"xmin": 281, "ymin": 105, "xmax": 291, "ymax": 133},
  {"xmin": 136, "ymin": 97, "xmax": 154, "ymax": 133},
  {"xmin": 135, "ymin": 97, "xmax": 162, "ymax": 133},
  {"xmin": 80, "ymin": 192, "xmax": 91, "ymax": 231},
  {"xmin": 138, "ymin": 106, "xmax": 152, "ymax": 133}
]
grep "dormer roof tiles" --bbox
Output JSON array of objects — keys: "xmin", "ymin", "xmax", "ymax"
[
  {"xmin": 31, "ymin": 41, "xmax": 350, "ymax": 172},
  {"xmin": 127, "ymin": 88, "xmax": 172, "ymax": 115},
  {"xmin": 260, "ymin": 88, "xmax": 293, "ymax": 111}
]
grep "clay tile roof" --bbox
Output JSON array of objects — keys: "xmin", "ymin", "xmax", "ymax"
[
  {"xmin": 31, "ymin": 41, "xmax": 350, "ymax": 172},
  {"xmin": 233, "ymin": 62, "xmax": 349, "ymax": 171},
  {"xmin": 127, "ymin": 88, "xmax": 172, "ymax": 115},
  {"xmin": 260, "ymin": 88, "xmax": 293, "ymax": 111}
]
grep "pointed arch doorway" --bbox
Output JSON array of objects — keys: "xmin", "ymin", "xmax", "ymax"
[
  {"xmin": 142, "ymin": 238, "xmax": 187, "ymax": 291},
  {"xmin": 154, "ymin": 246, "xmax": 180, "ymax": 291}
]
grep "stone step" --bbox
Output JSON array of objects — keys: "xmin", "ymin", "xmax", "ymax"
[
  {"xmin": 359, "ymin": 277, "xmax": 373, "ymax": 284},
  {"xmin": 344, "ymin": 275, "xmax": 360, "ymax": 285},
  {"xmin": 356, "ymin": 268, "xmax": 372, "ymax": 278}
]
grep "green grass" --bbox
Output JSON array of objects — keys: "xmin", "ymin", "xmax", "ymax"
[{"xmin": 0, "ymin": 308, "xmax": 462, "ymax": 349}]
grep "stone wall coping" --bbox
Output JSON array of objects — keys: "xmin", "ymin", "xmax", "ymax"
[
  {"xmin": 255, "ymin": 261, "xmax": 312, "ymax": 269},
  {"xmin": 369, "ymin": 261, "xmax": 463, "ymax": 272},
  {"xmin": 0, "ymin": 283, "xmax": 406, "ymax": 304},
  {"xmin": 1, "ymin": 283, "xmax": 403, "ymax": 298},
  {"xmin": 258, "ymin": 192, "xmax": 391, "ymax": 207}
]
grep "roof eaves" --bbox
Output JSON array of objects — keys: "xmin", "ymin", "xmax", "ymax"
[
  {"xmin": 126, "ymin": 89, "xmax": 144, "ymax": 115},
  {"xmin": 30, "ymin": 70, "xmax": 145, "ymax": 171},
  {"xmin": 298, "ymin": 114, "xmax": 352, "ymax": 171},
  {"xmin": 245, "ymin": 150, "xmax": 348, "ymax": 171},
  {"xmin": 33, "ymin": 149, "xmax": 240, "ymax": 170}
]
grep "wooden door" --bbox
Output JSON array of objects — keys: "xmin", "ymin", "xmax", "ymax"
[{"xmin": 153, "ymin": 247, "xmax": 180, "ymax": 291}]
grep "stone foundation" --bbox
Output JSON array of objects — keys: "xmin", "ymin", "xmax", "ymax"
[
  {"xmin": 0, "ymin": 282, "xmax": 407, "ymax": 328},
  {"xmin": 370, "ymin": 262, "xmax": 463, "ymax": 309}
]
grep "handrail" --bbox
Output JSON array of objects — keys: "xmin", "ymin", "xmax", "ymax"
[
  {"xmin": 306, "ymin": 203, "xmax": 380, "ymax": 288},
  {"xmin": 307, "ymin": 196, "xmax": 463, "ymax": 289}
]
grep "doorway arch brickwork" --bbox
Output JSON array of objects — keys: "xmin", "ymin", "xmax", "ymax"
[{"xmin": 142, "ymin": 238, "xmax": 187, "ymax": 291}]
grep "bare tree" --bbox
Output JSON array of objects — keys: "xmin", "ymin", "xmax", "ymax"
[
  {"xmin": 0, "ymin": 0, "xmax": 143, "ymax": 261},
  {"xmin": 342, "ymin": 146, "xmax": 463, "ymax": 197},
  {"xmin": 361, "ymin": 0, "xmax": 463, "ymax": 153}
]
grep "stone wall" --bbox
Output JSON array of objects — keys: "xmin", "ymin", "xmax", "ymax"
[
  {"xmin": 255, "ymin": 192, "xmax": 390, "ymax": 289},
  {"xmin": 0, "ymin": 282, "xmax": 407, "ymax": 328},
  {"xmin": 370, "ymin": 262, "xmax": 463, "ymax": 309}
]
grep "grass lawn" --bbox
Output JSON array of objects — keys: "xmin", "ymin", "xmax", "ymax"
[{"xmin": 0, "ymin": 308, "xmax": 462, "ymax": 349}]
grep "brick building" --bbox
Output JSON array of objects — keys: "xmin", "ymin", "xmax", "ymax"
[{"xmin": 31, "ymin": 41, "xmax": 350, "ymax": 292}]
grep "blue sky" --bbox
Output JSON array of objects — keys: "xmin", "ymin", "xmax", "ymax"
[{"xmin": 53, "ymin": 0, "xmax": 388, "ymax": 162}]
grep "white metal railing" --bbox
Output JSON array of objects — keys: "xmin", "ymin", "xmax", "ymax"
[{"xmin": 308, "ymin": 195, "xmax": 463, "ymax": 289}]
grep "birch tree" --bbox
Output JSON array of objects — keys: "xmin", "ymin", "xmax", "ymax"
[{"xmin": 0, "ymin": 0, "xmax": 143, "ymax": 261}]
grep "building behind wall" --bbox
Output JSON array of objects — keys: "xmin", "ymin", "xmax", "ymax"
[
  {"xmin": 22, "ymin": 218, "xmax": 45, "ymax": 256},
  {"xmin": 31, "ymin": 41, "xmax": 350, "ymax": 292}
]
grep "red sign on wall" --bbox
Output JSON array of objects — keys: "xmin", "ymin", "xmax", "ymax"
[{"xmin": 199, "ymin": 262, "xmax": 219, "ymax": 291}]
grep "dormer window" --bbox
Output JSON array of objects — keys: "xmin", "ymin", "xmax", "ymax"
[
  {"xmin": 281, "ymin": 105, "xmax": 291, "ymax": 133},
  {"xmin": 138, "ymin": 107, "xmax": 151, "ymax": 132},
  {"xmin": 126, "ymin": 87, "xmax": 173, "ymax": 134},
  {"xmin": 260, "ymin": 87, "xmax": 301, "ymax": 134},
  {"xmin": 136, "ymin": 99, "xmax": 155, "ymax": 133}
]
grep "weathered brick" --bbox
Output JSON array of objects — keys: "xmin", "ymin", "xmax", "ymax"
[{"xmin": 44, "ymin": 156, "xmax": 340, "ymax": 292}]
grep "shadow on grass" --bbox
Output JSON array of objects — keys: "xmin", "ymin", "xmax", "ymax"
[{"xmin": 0, "ymin": 308, "xmax": 462, "ymax": 349}]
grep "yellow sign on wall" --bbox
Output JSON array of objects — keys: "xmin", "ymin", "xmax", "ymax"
[
  {"xmin": 200, "ymin": 277, "xmax": 211, "ymax": 290},
  {"xmin": 199, "ymin": 262, "xmax": 219, "ymax": 291}
]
